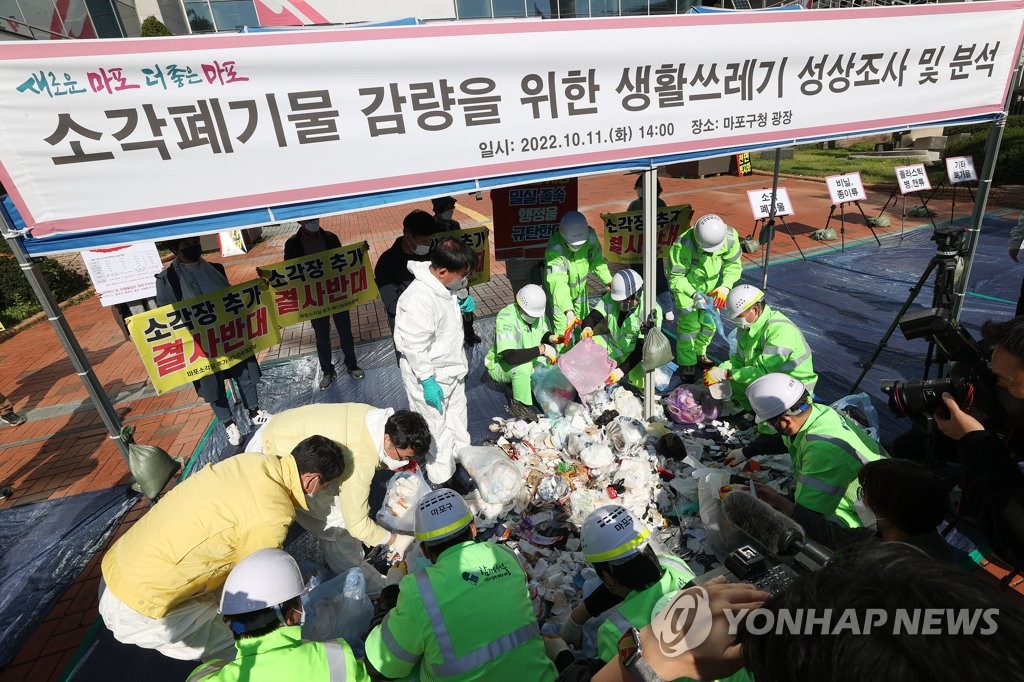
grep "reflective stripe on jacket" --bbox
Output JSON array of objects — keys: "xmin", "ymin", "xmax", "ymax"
[
  {"xmin": 719, "ymin": 305, "xmax": 817, "ymax": 392},
  {"xmin": 667, "ymin": 228, "xmax": 742, "ymax": 310},
  {"xmin": 544, "ymin": 230, "xmax": 612, "ymax": 316},
  {"xmin": 484, "ymin": 303, "xmax": 551, "ymax": 373}
]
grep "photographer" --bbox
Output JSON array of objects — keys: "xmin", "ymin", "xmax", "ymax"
[{"xmin": 934, "ymin": 317, "xmax": 1024, "ymax": 569}]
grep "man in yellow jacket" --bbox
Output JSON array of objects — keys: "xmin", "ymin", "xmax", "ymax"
[
  {"xmin": 98, "ymin": 436, "xmax": 345, "ymax": 661},
  {"xmin": 259, "ymin": 403, "xmax": 432, "ymax": 594}
]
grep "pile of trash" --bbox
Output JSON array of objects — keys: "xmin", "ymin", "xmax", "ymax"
[{"xmin": 374, "ymin": 381, "xmax": 799, "ymax": 651}]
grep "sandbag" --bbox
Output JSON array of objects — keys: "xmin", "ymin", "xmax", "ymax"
[
  {"xmin": 642, "ymin": 325, "xmax": 673, "ymax": 371},
  {"xmin": 120, "ymin": 425, "xmax": 180, "ymax": 501}
]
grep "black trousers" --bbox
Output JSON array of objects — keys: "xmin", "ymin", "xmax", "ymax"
[{"xmin": 311, "ymin": 311, "xmax": 357, "ymax": 375}]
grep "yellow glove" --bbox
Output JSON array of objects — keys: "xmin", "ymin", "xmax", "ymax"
[
  {"xmin": 703, "ymin": 367, "xmax": 729, "ymax": 386},
  {"xmin": 709, "ymin": 287, "xmax": 729, "ymax": 309},
  {"xmin": 539, "ymin": 344, "xmax": 559, "ymax": 364},
  {"xmin": 606, "ymin": 368, "xmax": 624, "ymax": 385},
  {"xmin": 580, "ymin": 327, "xmax": 594, "ymax": 339}
]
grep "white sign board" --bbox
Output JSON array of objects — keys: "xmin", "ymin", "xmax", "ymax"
[
  {"xmin": 895, "ymin": 163, "xmax": 932, "ymax": 194},
  {"xmin": 81, "ymin": 242, "xmax": 162, "ymax": 306},
  {"xmin": 945, "ymin": 155, "xmax": 978, "ymax": 184},
  {"xmin": 825, "ymin": 172, "xmax": 866, "ymax": 205},
  {"xmin": 0, "ymin": 3, "xmax": 1020, "ymax": 237},
  {"xmin": 218, "ymin": 229, "xmax": 249, "ymax": 257},
  {"xmin": 746, "ymin": 187, "xmax": 794, "ymax": 220}
]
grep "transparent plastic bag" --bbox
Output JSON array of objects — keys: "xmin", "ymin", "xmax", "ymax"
[
  {"xmin": 302, "ymin": 567, "xmax": 373, "ymax": 655},
  {"xmin": 376, "ymin": 469, "xmax": 431, "ymax": 533},
  {"xmin": 459, "ymin": 445, "xmax": 522, "ymax": 505},
  {"xmin": 532, "ymin": 365, "xmax": 577, "ymax": 419},
  {"xmin": 830, "ymin": 392, "xmax": 881, "ymax": 442}
]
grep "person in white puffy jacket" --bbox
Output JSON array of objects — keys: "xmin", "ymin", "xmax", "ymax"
[{"xmin": 394, "ymin": 238, "xmax": 477, "ymax": 484}]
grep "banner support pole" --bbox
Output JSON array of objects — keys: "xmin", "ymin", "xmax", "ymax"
[{"xmin": 642, "ymin": 168, "xmax": 659, "ymax": 421}]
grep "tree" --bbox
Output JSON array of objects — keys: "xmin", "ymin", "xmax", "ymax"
[{"xmin": 140, "ymin": 15, "xmax": 173, "ymax": 37}]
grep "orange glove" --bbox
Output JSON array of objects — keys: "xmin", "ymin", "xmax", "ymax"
[
  {"xmin": 703, "ymin": 367, "xmax": 729, "ymax": 386},
  {"xmin": 580, "ymin": 327, "xmax": 594, "ymax": 339},
  {"xmin": 709, "ymin": 287, "xmax": 729, "ymax": 309},
  {"xmin": 606, "ymin": 368, "xmax": 624, "ymax": 385}
]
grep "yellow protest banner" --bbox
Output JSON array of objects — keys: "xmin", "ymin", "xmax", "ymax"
[
  {"xmin": 257, "ymin": 241, "xmax": 379, "ymax": 328},
  {"xmin": 127, "ymin": 279, "xmax": 281, "ymax": 394},
  {"xmin": 431, "ymin": 226, "xmax": 491, "ymax": 287},
  {"xmin": 600, "ymin": 204, "xmax": 693, "ymax": 265}
]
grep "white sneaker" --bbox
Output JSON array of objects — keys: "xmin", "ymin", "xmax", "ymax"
[
  {"xmin": 225, "ymin": 422, "xmax": 242, "ymax": 446},
  {"xmin": 250, "ymin": 410, "xmax": 272, "ymax": 425}
]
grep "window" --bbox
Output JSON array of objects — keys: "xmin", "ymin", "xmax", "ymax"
[
  {"xmin": 456, "ymin": 0, "xmax": 491, "ymax": 19},
  {"xmin": 209, "ymin": 0, "xmax": 257, "ymax": 30},
  {"xmin": 184, "ymin": 0, "xmax": 214, "ymax": 32}
]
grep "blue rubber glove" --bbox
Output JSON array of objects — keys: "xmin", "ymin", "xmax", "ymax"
[
  {"xmin": 459, "ymin": 294, "xmax": 476, "ymax": 313},
  {"xmin": 420, "ymin": 377, "xmax": 444, "ymax": 413}
]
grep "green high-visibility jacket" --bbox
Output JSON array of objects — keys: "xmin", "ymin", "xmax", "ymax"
[
  {"xmin": 544, "ymin": 230, "xmax": 612, "ymax": 328},
  {"xmin": 187, "ymin": 626, "xmax": 368, "ymax": 682},
  {"xmin": 784, "ymin": 403, "xmax": 887, "ymax": 528},
  {"xmin": 596, "ymin": 554, "xmax": 694, "ymax": 663},
  {"xmin": 667, "ymin": 228, "xmax": 742, "ymax": 311},
  {"xmin": 365, "ymin": 540, "xmax": 556, "ymax": 681},
  {"xmin": 719, "ymin": 305, "xmax": 817, "ymax": 392},
  {"xmin": 484, "ymin": 303, "xmax": 551, "ymax": 374},
  {"xmin": 595, "ymin": 556, "xmax": 754, "ymax": 682},
  {"xmin": 591, "ymin": 295, "xmax": 663, "ymax": 365}
]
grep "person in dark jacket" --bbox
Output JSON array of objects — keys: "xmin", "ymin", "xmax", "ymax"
[
  {"xmin": 284, "ymin": 218, "xmax": 362, "ymax": 390},
  {"xmin": 374, "ymin": 210, "xmax": 439, "ymax": 335}
]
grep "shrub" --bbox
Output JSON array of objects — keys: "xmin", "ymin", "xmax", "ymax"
[
  {"xmin": 140, "ymin": 16, "xmax": 173, "ymax": 37},
  {"xmin": 944, "ymin": 125, "xmax": 1024, "ymax": 185},
  {"xmin": 0, "ymin": 255, "xmax": 91, "ymax": 328}
]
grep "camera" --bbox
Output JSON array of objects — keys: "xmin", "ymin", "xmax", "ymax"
[
  {"xmin": 931, "ymin": 224, "xmax": 966, "ymax": 257},
  {"xmin": 881, "ymin": 308, "xmax": 993, "ymax": 418}
]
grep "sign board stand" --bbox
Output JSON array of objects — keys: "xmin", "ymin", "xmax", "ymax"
[
  {"xmin": 824, "ymin": 172, "xmax": 878, "ymax": 252},
  {"xmin": 928, "ymin": 155, "xmax": 979, "ymax": 225},
  {"xmin": 927, "ymin": 180, "xmax": 976, "ymax": 226},
  {"xmin": 751, "ymin": 214, "xmax": 806, "ymax": 263},
  {"xmin": 878, "ymin": 162, "xmax": 938, "ymax": 235}
]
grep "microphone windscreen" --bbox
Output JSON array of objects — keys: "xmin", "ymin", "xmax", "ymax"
[{"xmin": 722, "ymin": 491, "xmax": 805, "ymax": 557}]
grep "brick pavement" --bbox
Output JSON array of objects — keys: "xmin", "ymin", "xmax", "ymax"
[{"xmin": 0, "ymin": 170, "xmax": 1018, "ymax": 681}]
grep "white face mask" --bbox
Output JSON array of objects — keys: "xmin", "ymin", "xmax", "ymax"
[
  {"xmin": 413, "ymin": 243, "xmax": 430, "ymax": 256},
  {"xmin": 567, "ymin": 241, "xmax": 585, "ymax": 253},
  {"xmin": 441, "ymin": 210, "xmax": 455, "ymax": 221},
  {"xmin": 854, "ymin": 498, "xmax": 879, "ymax": 532},
  {"xmin": 521, "ymin": 312, "xmax": 539, "ymax": 324},
  {"xmin": 447, "ymin": 276, "xmax": 468, "ymax": 292},
  {"xmin": 735, "ymin": 317, "xmax": 753, "ymax": 330}
]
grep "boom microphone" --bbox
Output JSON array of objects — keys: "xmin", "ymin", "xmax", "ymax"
[{"xmin": 722, "ymin": 492, "xmax": 834, "ymax": 571}]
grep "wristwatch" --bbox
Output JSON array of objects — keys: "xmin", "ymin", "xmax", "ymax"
[{"xmin": 617, "ymin": 627, "xmax": 666, "ymax": 682}]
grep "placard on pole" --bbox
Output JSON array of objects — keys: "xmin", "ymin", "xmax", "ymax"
[{"xmin": 823, "ymin": 172, "xmax": 879, "ymax": 251}]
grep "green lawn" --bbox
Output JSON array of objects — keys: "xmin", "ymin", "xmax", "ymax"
[{"xmin": 748, "ymin": 142, "xmax": 945, "ymax": 186}]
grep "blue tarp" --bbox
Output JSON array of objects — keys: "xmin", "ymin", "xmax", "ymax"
[{"xmin": 0, "ymin": 486, "xmax": 139, "ymax": 666}]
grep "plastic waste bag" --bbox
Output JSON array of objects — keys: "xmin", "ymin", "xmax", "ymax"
[
  {"xmin": 665, "ymin": 385, "xmax": 720, "ymax": 424},
  {"xmin": 376, "ymin": 469, "xmax": 431, "ymax": 533},
  {"xmin": 532, "ymin": 365, "xmax": 577, "ymax": 419},
  {"xmin": 830, "ymin": 392, "xmax": 881, "ymax": 442},
  {"xmin": 302, "ymin": 567, "xmax": 373, "ymax": 656},
  {"xmin": 459, "ymin": 446, "xmax": 522, "ymax": 505},
  {"xmin": 698, "ymin": 470, "xmax": 747, "ymax": 560},
  {"xmin": 654, "ymin": 363, "xmax": 677, "ymax": 393},
  {"xmin": 580, "ymin": 442, "xmax": 615, "ymax": 469},
  {"xmin": 605, "ymin": 416, "xmax": 646, "ymax": 453},
  {"xmin": 120, "ymin": 425, "xmax": 180, "ymax": 501},
  {"xmin": 693, "ymin": 293, "xmax": 727, "ymax": 344},
  {"xmin": 558, "ymin": 338, "xmax": 617, "ymax": 397}
]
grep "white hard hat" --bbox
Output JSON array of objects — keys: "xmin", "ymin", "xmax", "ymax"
[
  {"xmin": 581, "ymin": 505, "xmax": 650, "ymax": 564},
  {"xmin": 220, "ymin": 548, "xmax": 305, "ymax": 615},
  {"xmin": 610, "ymin": 269, "xmax": 643, "ymax": 302},
  {"xmin": 693, "ymin": 214, "xmax": 728, "ymax": 252},
  {"xmin": 516, "ymin": 284, "xmax": 547, "ymax": 318},
  {"xmin": 726, "ymin": 284, "xmax": 764, "ymax": 320},
  {"xmin": 559, "ymin": 211, "xmax": 591, "ymax": 247},
  {"xmin": 746, "ymin": 373, "xmax": 808, "ymax": 423},
  {"xmin": 414, "ymin": 488, "xmax": 473, "ymax": 545}
]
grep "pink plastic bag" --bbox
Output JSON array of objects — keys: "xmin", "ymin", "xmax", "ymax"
[
  {"xmin": 557, "ymin": 338, "xmax": 616, "ymax": 397},
  {"xmin": 665, "ymin": 384, "xmax": 720, "ymax": 424}
]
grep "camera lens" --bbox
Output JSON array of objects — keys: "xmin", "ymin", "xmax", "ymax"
[{"xmin": 882, "ymin": 378, "xmax": 957, "ymax": 417}]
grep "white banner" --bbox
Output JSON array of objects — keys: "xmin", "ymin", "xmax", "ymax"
[
  {"xmin": 0, "ymin": 3, "xmax": 1021, "ymax": 236},
  {"xmin": 81, "ymin": 242, "xmax": 162, "ymax": 305}
]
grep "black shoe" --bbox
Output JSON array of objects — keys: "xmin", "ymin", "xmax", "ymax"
[
  {"xmin": 464, "ymin": 331, "xmax": 482, "ymax": 346},
  {"xmin": 507, "ymin": 399, "xmax": 538, "ymax": 423},
  {"xmin": 0, "ymin": 485, "xmax": 11, "ymax": 500},
  {"xmin": 346, "ymin": 366, "xmax": 365, "ymax": 380},
  {"xmin": 0, "ymin": 411, "xmax": 26, "ymax": 426},
  {"xmin": 319, "ymin": 373, "xmax": 336, "ymax": 390},
  {"xmin": 696, "ymin": 355, "xmax": 716, "ymax": 370},
  {"xmin": 676, "ymin": 366, "xmax": 697, "ymax": 385}
]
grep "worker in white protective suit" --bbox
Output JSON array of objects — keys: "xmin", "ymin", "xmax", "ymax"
[
  {"xmin": 256, "ymin": 404, "xmax": 433, "ymax": 598},
  {"xmin": 394, "ymin": 238, "xmax": 477, "ymax": 485}
]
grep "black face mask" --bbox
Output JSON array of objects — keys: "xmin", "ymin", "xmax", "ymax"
[{"xmin": 180, "ymin": 244, "xmax": 202, "ymax": 262}]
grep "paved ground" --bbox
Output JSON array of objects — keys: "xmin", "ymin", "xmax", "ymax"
[{"xmin": 0, "ymin": 168, "xmax": 1020, "ymax": 681}]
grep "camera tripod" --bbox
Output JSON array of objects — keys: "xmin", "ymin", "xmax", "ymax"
[{"xmin": 850, "ymin": 239, "xmax": 961, "ymax": 393}]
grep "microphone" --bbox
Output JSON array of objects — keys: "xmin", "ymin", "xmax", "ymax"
[{"xmin": 722, "ymin": 492, "xmax": 834, "ymax": 570}]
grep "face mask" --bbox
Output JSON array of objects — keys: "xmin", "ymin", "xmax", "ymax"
[
  {"xmin": 441, "ymin": 210, "xmax": 455, "ymax": 221},
  {"xmin": 301, "ymin": 222, "xmax": 320, "ymax": 233},
  {"xmin": 521, "ymin": 312, "xmax": 539, "ymax": 325},
  {"xmin": 180, "ymin": 244, "xmax": 202, "ymax": 262},
  {"xmin": 854, "ymin": 499, "xmax": 879, "ymax": 532},
  {"xmin": 621, "ymin": 298, "xmax": 639, "ymax": 312},
  {"xmin": 735, "ymin": 317, "xmax": 753, "ymax": 330},
  {"xmin": 567, "ymin": 241, "xmax": 584, "ymax": 253},
  {"xmin": 447, "ymin": 276, "xmax": 468, "ymax": 292},
  {"xmin": 413, "ymin": 243, "xmax": 430, "ymax": 256}
]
